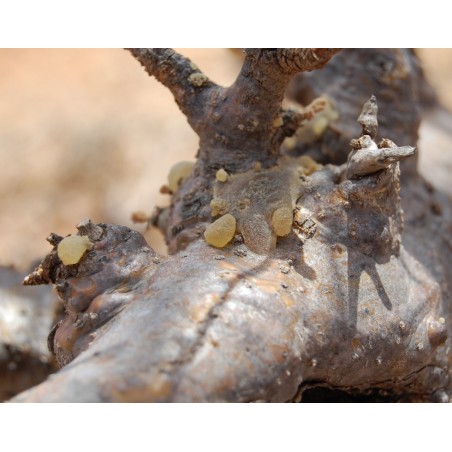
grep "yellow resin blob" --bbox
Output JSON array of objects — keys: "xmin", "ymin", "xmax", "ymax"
[
  {"xmin": 272, "ymin": 207, "xmax": 294, "ymax": 236},
  {"xmin": 168, "ymin": 161, "xmax": 195, "ymax": 193},
  {"xmin": 205, "ymin": 155, "xmax": 322, "ymax": 254},
  {"xmin": 204, "ymin": 214, "xmax": 236, "ymax": 248},
  {"xmin": 216, "ymin": 168, "xmax": 228, "ymax": 182},
  {"xmin": 57, "ymin": 235, "xmax": 92, "ymax": 265}
]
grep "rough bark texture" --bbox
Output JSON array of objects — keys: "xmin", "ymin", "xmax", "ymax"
[
  {"xmin": 131, "ymin": 48, "xmax": 340, "ymax": 253},
  {"xmin": 285, "ymin": 49, "xmax": 423, "ymax": 175},
  {"xmin": 9, "ymin": 48, "xmax": 452, "ymax": 402}
]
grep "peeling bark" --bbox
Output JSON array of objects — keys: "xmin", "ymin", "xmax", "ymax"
[{"xmin": 9, "ymin": 49, "xmax": 452, "ymax": 403}]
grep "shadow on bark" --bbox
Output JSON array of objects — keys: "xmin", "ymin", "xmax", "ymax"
[{"xmin": 7, "ymin": 48, "xmax": 452, "ymax": 403}]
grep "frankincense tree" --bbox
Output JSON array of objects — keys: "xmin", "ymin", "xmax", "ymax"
[{"xmin": 12, "ymin": 49, "xmax": 452, "ymax": 402}]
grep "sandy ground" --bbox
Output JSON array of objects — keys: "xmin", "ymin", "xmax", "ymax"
[{"xmin": 0, "ymin": 49, "xmax": 451, "ymax": 269}]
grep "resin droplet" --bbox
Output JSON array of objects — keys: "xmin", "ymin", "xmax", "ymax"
[
  {"xmin": 204, "ymin": 214, "xmax": 236, "ymax": 248},
  {"xmin": 272, "ymin": 207, "xmax": 293, "ymax": 236},
  {"xmin": 168, "ymin": 161, "xmax": 194, "ymax": 192},
  {"xmin": 297, "ymin": 155, "xmax": 322, "ymax": 176},
  {"xmin": 210, "ymin": 198, "xmax": 229, "ymax": 217},
  {"xmin": 57, "ymin": 235, "xmax": 93, "ymax": 265},
  {"xmin": 216, "ymin": 168, "xmax": 228, "ymax": 182}
]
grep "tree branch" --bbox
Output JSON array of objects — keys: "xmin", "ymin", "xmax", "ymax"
[
  {"xmin": 175, "ymin": 48, "xmax": 342, "ymax": 174},
  {"xmin": 128, "ymin": 48, "xmax": 218, "ymax": 132},
  {"xmin": 245, "ymin": 48, "xmax": 341, "ymax": 74},
  {"xmin": 240, "ymin": 49, "xmax": 340, "ymax": 104},
  {"xmin": 347, "ymin": 145, "xmax": 416, "ymax": 179},
  {"xmin": 8, "ymin": 49, "xmax": 452, "ymax": 402},
  {"xmin": 133, "ymin": 49, "xmax": 341, "ymax": 252},
  {"xmin": 346, "ymin": 96, "xmax": 416, "ymax": 179}
]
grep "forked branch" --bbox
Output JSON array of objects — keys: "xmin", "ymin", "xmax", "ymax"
[{"xmin": 128, "ymin": 48, "xmax": 340, "ymax": 158}]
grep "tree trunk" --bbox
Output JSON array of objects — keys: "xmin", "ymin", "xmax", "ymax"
[{"xmin": 11, "ymin": 49, "xmax": 452, "ymax": 402}]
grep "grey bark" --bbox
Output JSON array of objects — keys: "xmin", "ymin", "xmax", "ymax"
[{"xmin": 8, "ymin": 49, "xmax": 452, "ymax": 403}]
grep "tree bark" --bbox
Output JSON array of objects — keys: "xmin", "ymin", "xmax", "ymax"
[{"xmin": 10, "ymin": 48, "xmax": 452, "ymax": 402}]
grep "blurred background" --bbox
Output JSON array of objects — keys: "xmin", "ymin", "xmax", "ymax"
[{"xmin": 0, "ymin": 49, "xmax": 451, "ymax": 270}]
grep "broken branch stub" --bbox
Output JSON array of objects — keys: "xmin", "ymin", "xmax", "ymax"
[
  {"xmin": 357, "ymin": 94, "xmax": 378, "ymax": 139},
  {"xmin": 347, "ymin": 145, "xmax": 416, "ymax": 179},
  {"xmin": 346, "ymin": 96, "xmax": 416, "ymax": 179}
]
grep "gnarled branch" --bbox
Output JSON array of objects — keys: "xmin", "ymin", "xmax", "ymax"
[
  {"xmin": 8, "ymin": 49, "xmax": 452, "ymax": 403},
  {"xmin": 129, "ymin": 49, "xmax": 340, "ymax": 252},
  {"xmin": 128, "ymin": 48, "xmax": 218, "ymax": 133}
]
